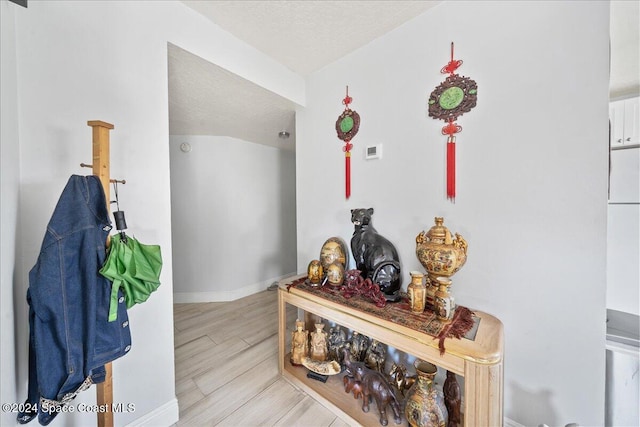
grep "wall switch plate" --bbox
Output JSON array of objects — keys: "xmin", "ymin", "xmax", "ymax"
[{"xmin": 365, "ymin": 144, "xmax": 382, "ymax": 160}]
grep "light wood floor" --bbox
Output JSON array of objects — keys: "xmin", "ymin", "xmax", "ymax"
[{"xmin": 173, "ymin": 288, "xmax": 350, "ymax": 426}]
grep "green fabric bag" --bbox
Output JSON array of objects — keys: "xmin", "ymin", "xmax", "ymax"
[{"xmin": 100, "ymin": 233, "xmax": 162, "ymax": 322}]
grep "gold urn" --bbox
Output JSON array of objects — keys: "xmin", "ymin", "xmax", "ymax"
[{"xmin": 415, "ymin": 217, "xmax": 468, "ymax": 287}]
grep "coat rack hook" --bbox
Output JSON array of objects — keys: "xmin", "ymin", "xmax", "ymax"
[{"xmin": 80, "ymin": 163, "xmax": 93, "ymax": 168}]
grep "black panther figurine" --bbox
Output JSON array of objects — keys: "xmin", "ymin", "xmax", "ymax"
[{"xmin": 350, "ymin": 208, "xmax": 402, "ymax": 301}]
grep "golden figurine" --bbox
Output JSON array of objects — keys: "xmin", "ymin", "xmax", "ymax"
[
  {"xmin": 310, "ymin": 323, "xmax": 329, "ymax": 361},
  {"xmin": 389, "ymin": 363, "xmax": 416, "ymax": 397},
  {"xmin": 290, "ymin": 320, "xmax": 309, "ymax": 366},
  {"xmin": 306, "ymin": 259, "xmax": 324, "ymax": 287}
]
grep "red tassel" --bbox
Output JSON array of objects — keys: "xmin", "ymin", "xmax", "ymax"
[
  {"xmin": 447, "ymin": 140, "xmax": 456, "ymax": 201},
  {"xmin": 345, "ymin": 151, "xmax": 351, "ymax": 199},
  {"xmin": 343, "ymin": 140, "xmax": 353, "ymax": 199}
]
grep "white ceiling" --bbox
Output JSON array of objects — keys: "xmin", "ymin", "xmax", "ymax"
[
  {"xmin": 180, "ymin": 0, "xmax": 440, "ymax": 76},
  {"xmin": 168, "ymin": 43, "xmax": 298, "ymax": 150},
  {"xmin": 169, "ymin": 1, "xmax": 639, "ymax": 150},
  {"xmin": 169, "ymin": 1, "xmax": 440, "ymax": 150}
]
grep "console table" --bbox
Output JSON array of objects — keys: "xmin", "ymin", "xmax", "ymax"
[{"xmin": 277, "ymin": 275, "xmax": 504, "ymax": 426}]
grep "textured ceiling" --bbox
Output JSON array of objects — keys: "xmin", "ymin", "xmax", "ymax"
[
  {"xmin": 170, "ymin": 1, "xmax": 440, "ymax": 150},
  {"xmin": 170, "ymin": 1, "xmax": 639, "ymax": 150},
  {"xmin": 181, "ymin": 0, "xmax": 440, "ymax": 76},
  {"xmin": 168, "ymin": 43, "xmax": 297, "ymax": 151}
]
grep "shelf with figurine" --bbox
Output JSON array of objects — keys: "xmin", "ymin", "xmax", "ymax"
[
  {"xmin": 277, "ymin": 212, "xmax": 504, "ymax": 426},
  {"xmin": 286, "ymin": 317, "xmax": 459, "ymax": 427}
]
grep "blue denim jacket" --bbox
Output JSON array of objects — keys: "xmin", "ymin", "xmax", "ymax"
[{"xmin": 19, "ymin": 175, "xmax": 131, "ymax": 425}]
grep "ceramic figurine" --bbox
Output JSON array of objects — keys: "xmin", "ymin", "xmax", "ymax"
[
  {"xmin": 350, "ymin": 208, "xmax": 402, "ymax": 301},
  {"xmin": 341, "ymin": 347, "xmax": 366, "ymax": 377},
  {"xmin": 389, "ymin": 362, "xmax": 416, "ymax": 397},
  {"xmin": 443, "ymin": 370, "xmax": 462, "ymax": 427},
  {"xmin": 351, "ymin": 363, "xmax": 402, "ymax": 426},
  {"xmin": 364, "ymin": 339, "xmax": 386, "ymax": 372},
  {"xmin": 350, "ymin": 331, "xmax": 369, "ymax": 362},
  {"xmin": 310, "ymin": 323, "xmax": 329, "ymax": 361},
  {"xmin": 328, "ymin": 326, "xmax": 347, "ymax": 362},
  {"xmin": 306, "ymin": 259, "xmax": 324, "ymax": 287},
  {"xmin": 343, "ymin": 375, "xmax": 364, "ymax": 400},
  {"xmin": 290, "ymin": 320, "xmax": 309, "ymax": 366},
  {"xmin": 342, "ymin": 348, "xmax": 401, "ymax": 426}
]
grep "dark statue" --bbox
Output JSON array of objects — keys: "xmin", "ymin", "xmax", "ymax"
[
  {"xmin": 444, "ymin": 370, "xmax": 462, "ymax": 427},
  {"xmin": 350, "ymin": 208, "xmax": 402, "ymax": 301},
  {"xmin": 328, "ymin": 326, "xmax": 348, "ymax": 363},
  {"xmin": 349, "ymin": 331, "xmax": 369, "ymax": 362},
  {"xmin": 364, "ymin": 339, "xmax": 386, "ymax": 373}
]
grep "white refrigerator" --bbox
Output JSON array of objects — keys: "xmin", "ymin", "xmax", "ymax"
[
  {"xmin": 605, "ymin": 144, "xmax": 639, "ymax": 427},
  {"xmin": 607, "ymin": 146, "xmax": 639, "ymax": 314}
]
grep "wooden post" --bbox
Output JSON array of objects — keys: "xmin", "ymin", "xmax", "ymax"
[{"xmin": 87, "ymin": 120, "xmax": 114, "ymax": 427}]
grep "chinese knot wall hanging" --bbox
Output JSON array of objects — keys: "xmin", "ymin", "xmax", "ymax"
[
  {"xmin": 335, "ymin": 86, "xmax": 360, "ymax": 199},
  {"xmin": 428, "ymin": 42, "xmax": 478, "ymax": 202}
]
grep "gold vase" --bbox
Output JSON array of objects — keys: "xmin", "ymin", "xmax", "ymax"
[
  {"xmin": 407, "ymin": 271, "xmax": 426, "ymax": 313},
  {"xmin": 434, "ymin": 277, "xmax": 455, "ymax": 321},
  {"xmin": 404, "ymin": 361, "xmax": 448, "ymax": 427},
  {"xmin": 415, "ymin": 217, "xmax": 467, "ymax": 291}
]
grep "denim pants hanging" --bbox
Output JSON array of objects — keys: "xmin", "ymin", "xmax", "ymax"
[{"xmin": 19, "ymin": 175, "xmax": 132, "ymax": 426}]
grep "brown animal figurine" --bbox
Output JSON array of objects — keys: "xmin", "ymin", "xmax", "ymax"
[
  {"xmin": 341, "ymin": 347, "xmax": 366, "ymax": 376},
  {"xmin": 389, "ymin": 363, "xmax": 416, "ymax": 396},
  {"xmin": 343, "ymin": 375, "xmax": 364, "ymax": 400},
  {"xmin": 351, "ymin": 364, "xmax": 402, "ymax": 426}
]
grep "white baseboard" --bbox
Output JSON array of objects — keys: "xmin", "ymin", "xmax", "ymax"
[
  {"xmin": 504, "ymin": 417, "xmax": 526, "ymax": 427},
  {"xmin": 173, "ymin": 272, "xmax": 296, "ymax": 303},
  {"xmin": 125, "ymin": 398, "xmax": 179, "ymax": 427}
]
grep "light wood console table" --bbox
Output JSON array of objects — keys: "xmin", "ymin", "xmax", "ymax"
[{"xmin": 277, "ymin": 275, "xmax": 504, "ymax": 426}]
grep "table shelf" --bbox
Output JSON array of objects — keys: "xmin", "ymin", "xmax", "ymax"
[{"xmin": 278, "ymin": 275, "xmax": 504, "ymax": 426}]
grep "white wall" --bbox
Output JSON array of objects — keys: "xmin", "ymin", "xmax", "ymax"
[
  {"xmin": 1, "ymin": 2, "xmax": 21, "ymax": 426},
  {"xmin": 296, "ymin": 1, "xmax": 609, "ymax": 426},
  {"xmin": 4, "ymin": 1, "xmax": 303, "ymax": 426},
  {"xmin": 170, "ymin": 135, "xmax": 297, "ymax": 302}
]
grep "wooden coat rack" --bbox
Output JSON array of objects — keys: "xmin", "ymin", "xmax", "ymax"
[{"xmin": 87, "ymin": 120, "xmax": 116, "ymax": 427}]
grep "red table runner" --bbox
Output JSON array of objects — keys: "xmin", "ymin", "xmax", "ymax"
[{"xmin": 285, "ymin": 276, "xmax": 477, "ymax": 354}]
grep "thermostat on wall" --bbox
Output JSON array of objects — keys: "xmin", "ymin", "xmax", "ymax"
[{"xmin": 365, "ymin": 144, "xmax": 382, "ymax": 160}]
